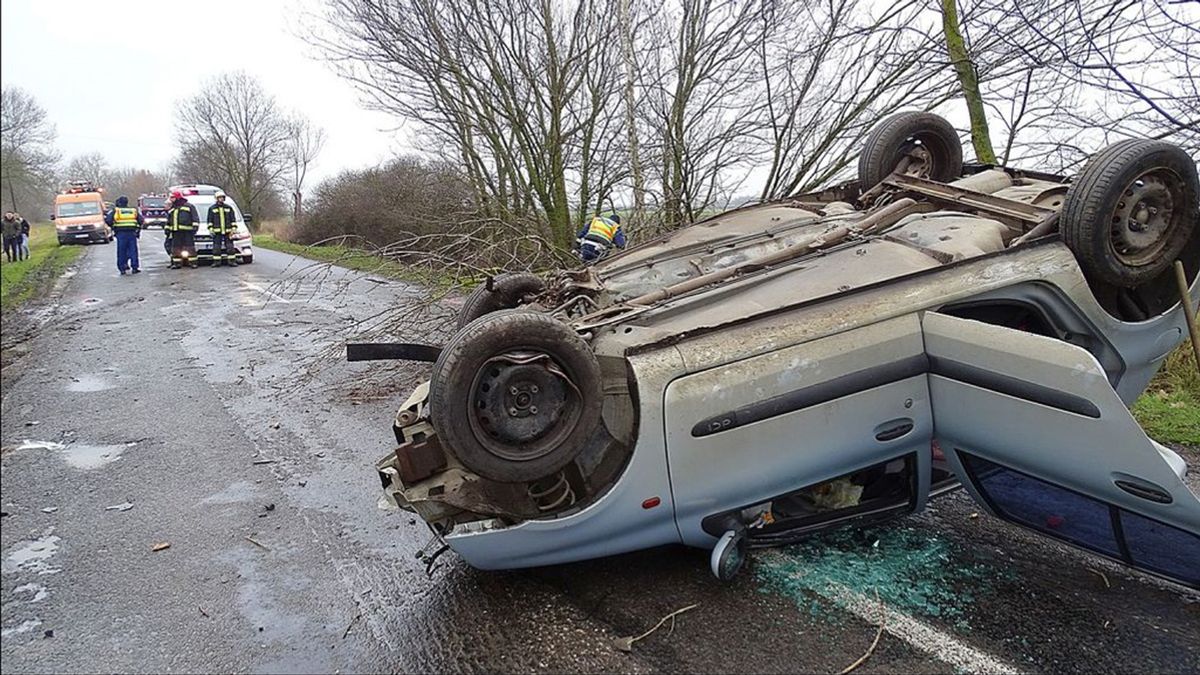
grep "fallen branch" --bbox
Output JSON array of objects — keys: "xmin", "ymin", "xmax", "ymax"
[
  {"xmin": 840, "ymin": 588, "xmax": 886, "ymax": 674},
  {"xmin": 840, "ymin": 623, "xmax": 885, "ymax": 674},
  {"xmin": 244, "ymin": 536, "xmax": 271, "ymax": 551},
  {"xmin": 613, "ymin": 603, "xmax": 699, "ymax": 652}
]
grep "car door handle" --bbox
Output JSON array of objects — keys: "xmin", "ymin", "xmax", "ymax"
[
  {"xmin": 1114, "ymin": 479, "xmax": 1173, "ymax": 504},
  {"xmin": 874, "ymin": 418, "xmax": 914, "ymax": 442}
]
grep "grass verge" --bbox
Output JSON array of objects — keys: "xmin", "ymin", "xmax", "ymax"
[
  {"xmin": 0, "ymin": 223, "xmax": 84, "ymax": 312},
  {"xmin": 252, "ymin": 233, "xmax": 472, "ymax": 291},
  {"xmin": 1133, "ymin": 343, "xmax": 1199, "ymax": 446}
]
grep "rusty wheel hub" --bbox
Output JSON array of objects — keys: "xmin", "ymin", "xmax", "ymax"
[
  {"xmin": 1110, "ymin": 171, "xmax": 1178, "ymax": 267},
  {"xmin": 469, "ymin": 351, "xmax": 581, "ymax": 462}
]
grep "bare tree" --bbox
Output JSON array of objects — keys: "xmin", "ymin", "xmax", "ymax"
[
  {"xmin": 755, "ymin": 0, "xmax": 956, "ymax": 199},
  {"xmin": 314, "ymin": 0, "xmax": 626, "ymax": 247},
  {"xmin": 1, "ymin": 87, "xmax": 60, "ymax": 214},
  {"xmin": 62, "ymin": 152, "xmax": 108, "ymax": 185},
  {"xmin": 948, "ymin": 0, "xmax": 1199, "ymax": 171},
  {"xmin": 640, "ymin": 0, "xmax": 768, "ymax": 230},
  {"xmin": 173, "ymin": 71, "xmax": 292, "ymax": 218},
  {"xmin": 285, "ymin": 115, "xmax": 327, "ymax": 221}
]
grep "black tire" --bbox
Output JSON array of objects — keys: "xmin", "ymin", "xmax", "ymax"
[
  {"xmin": 457, "ymin": 273, "xmax": 546, "ymax": 328},
  {"xmin": 1061, "ymin": 140, "xmax": 1199, "ymax": 288},
  {"xmin": 241, "ymin": 254, "xmax": 253, "ymax": 264},
  {"xmin": 430, "ymin": 309, "xmax": 603, "ymax": 483},
  {"xmin": 858, "ymin": 112, "xmax": 963, "ymax": 189}
]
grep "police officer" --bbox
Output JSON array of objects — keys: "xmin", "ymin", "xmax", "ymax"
[
  {"xmin": 207, "ymin": 190, "xmax": 239, "ymax": 266},
  {"xmin": 166, "ymin": 191, "xmax": 200, "ymax": 269},
  {"xmin": 576, "ymin": 212, "xmax": 626, "ymax": 264},
  {"xmin": 104, "ymin": 196, "xmax": 144, "ymax": 274}
]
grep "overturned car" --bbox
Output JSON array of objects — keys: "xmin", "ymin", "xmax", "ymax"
[{"xmin": 364, "ymin": 112, "xmax": 1200, "ymax": 587}]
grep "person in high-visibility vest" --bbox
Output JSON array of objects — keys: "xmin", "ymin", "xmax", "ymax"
[
  {"xmin": 576, "ymin": 213, "xmax": 627, "ymax": 264},
  {"xmin": 165, "ymin": 191, "xmax": 200, "ymax": 269},
  {"xmin": 104, "ymin": 196, "xmax": 144, "ymax": 275},
  {"xmin": 206, "ymin": 190, "xmax": 239, "ymax": 266}
]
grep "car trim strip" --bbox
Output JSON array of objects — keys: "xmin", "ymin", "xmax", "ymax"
[
  {"xmin": 927, "ymin": 355, "xmax": 1102, "ymax": 418},
  {"xmin": 690, "ymin": 354, "xmax": 929, "ymax": 437},
  {"xmin": 690, "ymin": 352, "xmax": 1101, "ymax": 437}
]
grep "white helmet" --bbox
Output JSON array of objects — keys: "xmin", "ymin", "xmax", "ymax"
[{"xmin": 214, "ymin": 190, "xmax": 226, "ymax": 198}]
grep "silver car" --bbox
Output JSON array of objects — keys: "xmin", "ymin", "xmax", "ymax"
[{"xmin": 363, "ymin": 112, "xmax": 1200, "ymax": 588}]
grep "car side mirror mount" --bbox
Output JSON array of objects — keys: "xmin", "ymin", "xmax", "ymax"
[
  {"xmin": 49, "ymin": 214, "xmax": 56, "ymax": 220},
  {"xmin": 243, "ymin": 212, "xmax": 253, "ymax": 224},
  {"xmin": 710, "ymin": 527, "xmax": 748, "ymax": 581}
]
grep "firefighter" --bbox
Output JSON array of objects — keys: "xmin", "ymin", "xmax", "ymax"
[
  {"xmin": 207, "ymin": 190, "xmax": 239, "ymax": 266},
  {"xmin": 166, "ymin": 191, "xmax": 200, "ymax": 269},
  {"xmin": 104, "ymin": 196, "xmax": 143, "ymax": 274},
  {"xmin": 576, "ymin": 212, "xmax": 626, "ymax": 264}
]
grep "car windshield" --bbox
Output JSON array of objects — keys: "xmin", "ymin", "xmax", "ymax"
[
  {"xmin": 141, "ymin": 197, "xmax": 166, "ymax": 208},
  {"xmin": 57, "ymin": 201, "xmax": 103, "ymax": 217}
]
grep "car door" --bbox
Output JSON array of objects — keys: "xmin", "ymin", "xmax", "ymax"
[
  {"xmin": 924, "ymin": 312, "xmax": 1200, "ymax": 589},
  {"xmin": 665, "ymin": 314, "xmax": 935, "ymax": 546}
]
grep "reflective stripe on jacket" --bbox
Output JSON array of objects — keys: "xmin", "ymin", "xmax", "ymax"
[
  {"xmin": 207, "ymin": 204, "xmax": 237, "ymax": 233},
  {"xmin": 584, "ymin": 216, "xmax": 620, "ymax": 244},
  {"xmin": 168, "ymin": 204, "xmax": 198, "ymax": 231},
  {"xmin": 112, "ymin": 207, "xmax": 140, "ymax": 228}
]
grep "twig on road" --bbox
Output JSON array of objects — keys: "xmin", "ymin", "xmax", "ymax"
[
  {"xmin": 839, "ymin": 588, "xmax": 886, "ymax": 674},
  {"xmin": 613, "ymin": 603, "xmax": 699, "ymax": 652},
  {"xmin": 342, "ymin": 613, "xmax": 361, "ymax": 639},
  {"xmin": 1088, "ymin": 568, "xmax": 1111, "ymax": 589},
  {"xmin": 244, "ymin": 536, "xmax": 271, "ymax": 551},
  {"xmin": 198, "ymin": 606, "xmax": 210, "ymax": 618},
  {"xmin": 251, "ymin": 458, "xmax": 277, "ymax": 465}
]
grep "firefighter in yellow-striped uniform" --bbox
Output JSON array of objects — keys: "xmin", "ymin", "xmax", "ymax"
[
  {"xmin": 166, "ymin": 191, "xmax": 200, "ymax": 269},
  {"xmin": 576, "ymin": 213, "xmax": 626, "ymax": 264},
  {"xmin": 207, "ymin": 190, "xmax": 239, "ymax": 266},
  {"xmin": 104, "ymin": 196, "xmax": 143, "ymax": 274}
]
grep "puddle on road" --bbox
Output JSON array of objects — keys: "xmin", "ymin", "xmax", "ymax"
[
  {"xmin": 755, "ymin": 525, "xmax": 1008, "ymax": 628},
  {"xmin": 2, "ymin": 532, "xmax": 62, "ymax": 576},
  {"xmin": 61, "ymin": 443, "xmax": 132, "ymax": 469},
  {"xmin": 13, "ymin": 583, "xmax": 49, "ymax": 602},
  {"xmin": 200, "ymin": 480, "xmax": 260, "ymax": 505},
  {"xmin": 14, "ymin": 439, "xmax": 135, "ymax": 469},
  {"xmin": 66, "ymin": 373, "xmax": 116, "ymax": 392},
  {"xmin": 1, "ymin": 619, "xmax": 43, "ymax": 638}
]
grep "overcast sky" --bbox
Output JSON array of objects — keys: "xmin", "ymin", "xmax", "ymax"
[{"xmin": 0, "ymin": 0, "xmax": 405, "ymax": 183}]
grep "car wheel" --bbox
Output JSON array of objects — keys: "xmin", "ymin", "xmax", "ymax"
[
  {"xmin": 241, "ymin": 254, "xmax": 253, "ymax": 264},
  {"xmin": 857, "ymin": 111, "xmax": 963, "ymax": 189},
  {"xmin": 430, "ymin": 309, "xmax": 603, "ymax": 483},
  {"xmin": 1061, "ymin": 139, "xmax": 1199, "ymax": 288},
  {"xmin": 457, "ymin": 273, "xmax": 546, "ymax": 328}
]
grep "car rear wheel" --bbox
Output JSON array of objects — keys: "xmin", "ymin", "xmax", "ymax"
[
  {"xmin": 430, "ymin": 309, "xmax": 603, "ymax": 483},
  {"xmin": 241, "ymin": 254, "xmax": 253, "ymax": 264},
  {"xmin": 1061, "ymin": 139, "xmax": 1199, "ymax": 288},
  {"xmin": 858, "ymin": 112, "xmax": 963, "ymax": 189},
  {"xmin": 457, "ymin": 273, "xmax": 546, "ymax": 328}
]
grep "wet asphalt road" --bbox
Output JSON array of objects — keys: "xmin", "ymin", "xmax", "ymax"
[{"xmin": 1, "ymin": 233, "xmax": 1198, "ymax": 674}]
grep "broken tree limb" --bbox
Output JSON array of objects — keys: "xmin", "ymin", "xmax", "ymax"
[{"xmin": 1174, "ymin": 260, "xmax": 1200, "ymax": 375}]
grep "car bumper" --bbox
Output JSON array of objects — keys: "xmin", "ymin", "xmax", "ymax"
[
  {"xmin": 192, "ymin": 238, "xmax": 253, "ymax": 261},
  {"xmin": 57, "ymin": 228, "xmax": 107, "ymax": 243}
]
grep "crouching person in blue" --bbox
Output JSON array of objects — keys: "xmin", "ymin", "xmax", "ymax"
[
  {"xmin": 105, "ymin": 196, "xmax": 144, "ymax": 275},
  {"xmin": 576, "ymin": 213, "xmax": 626, "ymax": 264}
]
